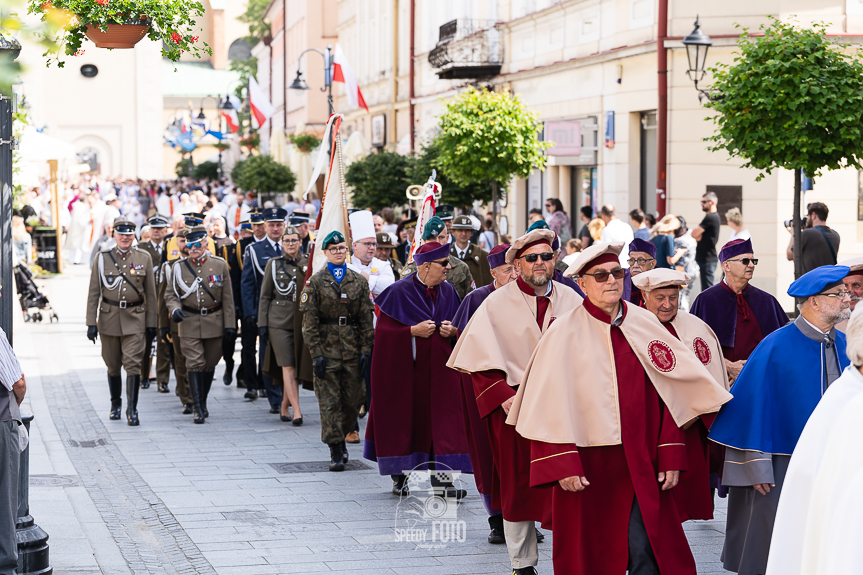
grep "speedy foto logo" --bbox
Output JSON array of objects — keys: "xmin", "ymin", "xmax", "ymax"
[{"xmin": 393, "ymin": 463, "xmax": 467, "ymax": 548}]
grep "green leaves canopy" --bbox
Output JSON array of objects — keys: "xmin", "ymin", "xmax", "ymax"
[
  {"xmin": 705, "ymin": 18, "xmax": 863, "ymax": 180},
  {"xmin": 344, "ymin": 151, "xmax": 412, "ymax": 211},
  {"xmin": 231, "ymin": 154, "xmax": 296, "ymax": 195},
  {"xmin": 435, "ymin": 87, "xmax": 551, "ymax": 186}
]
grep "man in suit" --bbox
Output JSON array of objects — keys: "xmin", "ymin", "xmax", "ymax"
[
  {"xmin": 137, "ymin": 214, "xmax": 171, "ymax": 392},
  {"xmin": 450, "ymin": 215, "xmax": 492, "ymax": 288},
  {"xmin": 233, "ymin": 211, "xmax": 265, "ymax": 397},
  {"xmin": 242, "ymin": 207, "xmax": 288, "ymax": 413},
  {"xmin": 86, "ymin": 219, "xmax": 158, "ymax": 426},
  {"xmin": 163, "ymin": 227, "xmax": 236, "ymax": 423}
]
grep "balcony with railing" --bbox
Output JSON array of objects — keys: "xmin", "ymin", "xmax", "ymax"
[{"xmin": 428, "ymin": 19, "xmax": 503, "ymax": 80}]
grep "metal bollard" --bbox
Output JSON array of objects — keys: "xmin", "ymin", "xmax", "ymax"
[{"xmin": 15, "ymin": 414, "xmax": 51, "ymax": 575}]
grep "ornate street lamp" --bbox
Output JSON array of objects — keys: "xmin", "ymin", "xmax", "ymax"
[
  {"xmin": 681, "ymin": 17, "xmax": 719, "ymax": 102},
  {"xmin": 289, "ymin": 45, "xmax": 335, "ymax": 143}
]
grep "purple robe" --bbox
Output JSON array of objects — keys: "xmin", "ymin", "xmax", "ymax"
[
  {"xmin": 453, "ymin": 284, "xmax": 495, "ymax": 332},
  {"xmin": 553, "ymin": 268, "xmax": 587, "ymax": 297},
  {"xmin": 375, "ymin": 274, "xmax": 461, "ymax": 325},
  {"xmin": 690, "ymin": 282, "xmax": 788, "ymax": 350}
]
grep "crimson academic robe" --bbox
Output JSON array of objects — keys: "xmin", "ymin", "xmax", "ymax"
[
  {"xmin": 364, "ymin": 276, "xmax": 472, "ymax": 475},
  {"xmin": 453, "ymin": 284, "xmax": 499, "ymax": 514},
  {"xmin": 529, "ymin": 299, "xmax": 693, "ymax": 575}
]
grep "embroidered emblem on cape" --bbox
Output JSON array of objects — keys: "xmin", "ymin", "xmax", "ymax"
[
  {"xmin": 693, "ymin": 337, "xmax": 711, "ymax": 366},
  {"xmin": 648, "ymin": 340, "xmax": 676, "ymax": 373}
]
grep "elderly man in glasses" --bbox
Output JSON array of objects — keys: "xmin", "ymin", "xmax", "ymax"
[
  {"xmin": 401, "ymin": 216, "xmax": 475, "ymax": 300},
  {"xmin": 626, "ymin": 238, "xmax": 658, "ymax": 308},
  {"xmin": 506, "ymin": 241, "xmax": 731, "ymax": 575},
  {"xmin": 448, "ymin": 230, "xmax": 583, "ymax": 574},
  {"xmin": 835, "ymin": 256, "xmax": 863, "ymax": 333},
  {"xmin": 708, "ymin": 265, "xmax": 852, "ymax": 575},
  {"xmin": 366, "ymin": 241, "xmax": 471, "ymax": 499},
  {"xmin": 691, "ymin": 239, "xmax": 788, "ymax": 383}
]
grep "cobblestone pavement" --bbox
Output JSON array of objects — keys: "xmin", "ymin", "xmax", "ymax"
[{"xmin": 18, "ymin": 265, "xmax": 728, "ymax": 574}]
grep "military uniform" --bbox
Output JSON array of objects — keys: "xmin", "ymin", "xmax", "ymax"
[
  {"xmin": 86, "ymin": 237, "xmax": 158, "ymax": 426},
  {"xmin": 401, "ymin": 256, "xmax": 475, "ymax": 300},
  {"xmin": 221, "ymin": 236, "xmax": 247, "ymax": 387},
  {"xmin": 300, "ymin": 267, "xmax": 374, "ymax": 456},
  {"xmin": 163, "ymin": 232, "xmax": 235, "ymax": 423},
  {"xmin": 259, "ymin": 254, "xmax": 307, "ymax": 366},
  {"xmin": 450, "ymin": 242, "xmax": 492, "ymax": 288},
  {"xmin": 137, "ymin": 233, "xmax": 171, "ymax": 391}
]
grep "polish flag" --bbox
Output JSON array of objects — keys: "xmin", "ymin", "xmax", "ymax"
[
  {"xmin": 332, "ymin": 44, "xmax": 369, "ymax": 112},
  {"xmin": 248, "ymin": 77, "xmax": 275, "ymax": 127},
  {"xmin": 222, "ymin": 108, "xmax": 239, "ymax": 133}
]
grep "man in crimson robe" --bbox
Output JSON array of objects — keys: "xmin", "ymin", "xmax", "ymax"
[
  {"xmin": 690, "ymin": 239, "xmax": 788, "ymax": 382},
  {"xmin": 627, "ymin": 238, "xmax": 658, "ymax": 308},
  {"xmin": 507, "ymin": 241, "xmax": 732, "ymax": 575},
  {"xmin": 451, "ymin": 243, "xmax": 515, "ymax": 544},
  {"xmin": 449, "ymin": 229, "xmax": 583, "ymax": 575},
  {"xmin": 364, "ymin": 241, "xmax": 471, "ymax": 497},
  {"xmin": 633, "ymin": 268, "xmax": 730, "ymax": 522}
]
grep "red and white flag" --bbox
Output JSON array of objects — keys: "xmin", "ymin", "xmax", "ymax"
[
  {"xmin": 332, "ymin": 44, "xmax": 369, "ymax": 112},
  {"xmin": 248, "ymin": 77, "xmax": 275, "ymax": 127},
  {"xmin": 222, "ymin": 108, "xmax": 239, "ymax": 133}
]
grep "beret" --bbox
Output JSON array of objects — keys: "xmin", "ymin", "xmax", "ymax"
[
  {"xmin": 563, "ymin": 242, "xmax": 625, "ymax": 278},
  {"xmin": 629, "ymin": 238, "xmax": 657, "ymax": 259},
  {"xmin": 719, "ymin": 238, "xmax": 753, "ymax": 263},
  {"xmin": 487, "ymin": 244, "xmax": 510, "ymax": 269},
  {"xmin": 631, "ymin": 268, "xmax": 690, "ymax": 291},
  {"xmin": 322, "ymin": 230, "xmax": 345, "ymax": 249},
  {"xmin": 788, "ymin": 265, "xmax": 850, "ymax": 297},
  {"xmin": 506, "ymin": 230, "xmax": 555, "ymax": 264},
  {"xmin": 422, "ymin": 216, "xmax": 446, "ymax": 241},
  {"xmin": 414, "ymin": 241, "xmax": 450, "ymax": 265}
]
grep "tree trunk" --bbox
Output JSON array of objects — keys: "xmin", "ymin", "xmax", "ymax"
[
  {"xmin": 491, "ymin": 180, "xmax": 499, "ymax": 245},
  {"xmin": 793, "ymin": 167, "xmax": 803, "ymax": 280}
]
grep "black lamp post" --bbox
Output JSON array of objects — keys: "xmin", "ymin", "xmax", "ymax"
[
  {"xmin": 681, "ymin": 17, "xmax": 718, "ymax": 102},
  {"xmin": 195, "ymin": 95, "xmax": 225, "ymax": 179},
  {"xmin": 0, "ymin": 29, "xmax": 21, "ymax": 345},
  {"xmin": 289, "ymin": 44, "xmax": 335, "ymax": 154}
]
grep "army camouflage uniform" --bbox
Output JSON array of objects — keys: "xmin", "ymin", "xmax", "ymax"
[
  {"xmin": 401, "ymin": 255, "xmax": 475, "ymax": 300},
  {"xmin": 450, "ymin": 242, "xmax": 492, "ymax": 288},
  {"xmin": 300, "ymin": 269, "xmax": 374, "ymax": 446}
]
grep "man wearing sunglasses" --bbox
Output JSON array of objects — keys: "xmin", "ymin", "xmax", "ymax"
[
  {"xmin": 401, "ymin": 216, "xmax": 475, "ymax": 300},
  {"xmin": 367, "ymin": 241, "xmax": 470, "ymax": 499},
  {"xmin": 164, "ymin": 227, "xmax": 236, "ymax": 424},
  {"xmin": 300, "ymin": 231, "xmax": 374, "ymax": 472},
  {"xmin": 691, "ymin": 239, "xmax": 788, "ymax": 383},
  {"xmin": 709, "ymin": 265, "xmax": 852, "ymax": 575},
  {"xmin": 449, "ymin": 230, "xmax": 584, "ymax": 574},
  {"xmin": 633, "ymin": 268, "xmax": 731, "ymax": 523},
  {"xmin": 506, "ymin": 241, "xmax": 731, "ymax": 575}
]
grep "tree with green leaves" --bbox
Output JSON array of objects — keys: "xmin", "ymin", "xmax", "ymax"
[
  {"xmin": 231, "ymin": 154, "xmax": 296, "ymax": 195},
  {"xmin": 193, "ymin": 161, "xmax": 219, "ymax": 181},
  {"xmin": 408, "ymin": 140, "xmax": 504, "ymax": 211},
  {"xmin": 436, "ymin": 87, "xmax": 551, "ymax": 240},
  {"xmin": 344, "ymin": 151, "xmax": 413, "ymax": 211},
  {"xmin": 705, "ymin": 18, "xmax": 863, "ymax": 278}
]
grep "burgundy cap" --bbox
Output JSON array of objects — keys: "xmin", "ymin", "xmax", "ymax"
[
  {"xmin": 414, "ymin": 242, "xmax": 451, "ymax": 265},
  {"xmin": 718, "ymin": 238, "xmax": 753, "ymax": 263},
  {"xmin": 487, "ymin": 244, "xmax": 510, "ymax": 269}
]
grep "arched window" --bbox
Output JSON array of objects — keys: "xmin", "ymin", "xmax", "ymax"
[
  {"xmin": 77, "ymin": 148, "xmax": 100, "ymax": 173},
  {"xmin": 228, "ymin": 38, "xmax": 252, "ymax": 60}
]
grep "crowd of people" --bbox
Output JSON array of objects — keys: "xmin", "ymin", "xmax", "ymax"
[{"xmin": 9, "ymin": 170, "xmax": 856, "ymax": 575}]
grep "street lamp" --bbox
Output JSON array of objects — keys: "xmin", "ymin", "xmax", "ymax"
[
  {"xmin": 681, "ymin": 17, "xmax": 719, "ymax": 103},
  {"xmin": 195, "ymin": 95, "xmax": 226, "ymax": 179},
  {"xmin": 289, "ymin": 45, "xmax": 335, "ymax": 154}
]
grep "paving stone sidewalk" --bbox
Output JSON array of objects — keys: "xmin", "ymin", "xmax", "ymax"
[{"xmin": 17, "ymin": 265, "xmax": 727, "ymax": 574}]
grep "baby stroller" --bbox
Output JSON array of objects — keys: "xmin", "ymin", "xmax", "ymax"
[{"xmin": 14, "ymin": 263, "xmax": 58, "ymax": 323}]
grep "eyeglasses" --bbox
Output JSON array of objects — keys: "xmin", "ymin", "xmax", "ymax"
[
  {"xmin": 356, "ymin": 241, "xmax": 377, "ymax": 248},
  {"xmin": 517, "ymin": 252, "xmax": 555, "ymax": 263},
  {"xmin": 727, "ymin": 257, "xmax": 758, "ymax": 266},
  {"xmin": 581, "ymin": 268, "xmax": 626, "ymax": 282},
  {"xmin": 700, "ymin": 200, "xmax": 712, "ymax": 205},
  {"xmin": 627, "ymin": 257, "xmax": 655, "ymax": 266},
  {"xmin": 186, "ymin": 241, "xmax": 203, "ymax": 249},
  {"xmin": 282, "ymin": 239, "xmax": 300, "ymax": 244},
  {"xmin": 328, "ymin": 247, "xmax": 347, "ymax": 253},
  {"xmin": 817, "ymin": 290, "xmax": 852, "ymax": 299}
]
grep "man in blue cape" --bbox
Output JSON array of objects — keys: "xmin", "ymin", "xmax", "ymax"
[
  {"xmin": 709, "ymin": 264, "xmax": 852, "ymax": 575},
  {"xmin": 364, "ymin": 241, "xmax": 471, "ymax": 497}
]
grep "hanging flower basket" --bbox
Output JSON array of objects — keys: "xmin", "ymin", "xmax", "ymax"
[
  {"xmin": 28, "ymin": 0, "xmax": 211, "ymax": 67},
  {"xmin": 212, "ymin": 141, "xmax": 231, "ymax": 151}
]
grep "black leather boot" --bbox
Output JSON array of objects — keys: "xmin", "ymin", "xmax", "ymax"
[
  {"xmin": 141, "ymin": 378, "xmax": 150, "ymax": 390},
  {"xmin": 223, "ymin": 359, "xmax": 234, "ymax": 385},
  {"xmin": 488, "ymin": 514, "xmax": 505, "ymax": 544},
  {"xmin": 391, "ymin": 474, "xmax": 409, "ymax": 496},
  {"xmin": 340, "ymin": 440, "xmax": 349, "ymax": 464},
  {"xmin": 108, "ymin": 373, "xmax": 122, "ymax": 420},
  {"xmin": 188, "ymin": 372, "xmax": 205, "ymax": 424},
  {"xmin": 202, "ymin": 371, "xmax": 214, "ymax": 418},
  {"xmin": 328, "ymin": 443, "xmax": 345, "ymax": 472},
  {"xmin": 126, "ymin": 375, "xmax": 140, "ymax": 426}
]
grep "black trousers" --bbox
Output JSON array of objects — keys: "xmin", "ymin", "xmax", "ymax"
[
  {"xmin": 241, "ymin": 323, "xmax": 259, "ymax": 392},
  {"xmin": 258, "ymin": 331, "xmax": 282, "ymax": 408},
  {"xmin": 628, "ymin": 496, "xmax": 660, "ymax": 575}
]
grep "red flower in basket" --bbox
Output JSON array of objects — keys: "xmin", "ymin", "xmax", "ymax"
[{"xmin": 171, "ymin": 32, "xmax": 182, "ymax": 44}]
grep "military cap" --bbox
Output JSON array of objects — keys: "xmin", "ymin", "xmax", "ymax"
[
  {"xmin": 289, "ymin": 211, "xmax": 312, "ymax": 224},
  {"xmin": 249, "ymin": 209, "xmax": 265, "ymax": 224},
  {"xmin": 376, "ymin": 232, "xmax": 397, "ymax": 248},
  {"xmin": 451, "ymin": 215, "xmax": 474, "ymax": 230},
  {"xmin": 527, "ymin": 220, "xmax": 549, "ymax": 232},
  {"xmin": 787, "ymin": 265, "xmax": 850, "ymax": 298},
  {"xmin": 564, "ymin": 242, "xmax": 625, "ymax": 278},
  {"xmin": 184, "ymin": 212, "xmax": 206, "ymax": 226},
  {"xmin": 422, "ymin": 216, "xmax": 447, "ymax": 241},
  {"xmin": 239, "ymin": 220, "xmax": 252, "ymax": 230},
  {"xmin": 631, "ymin": 268, "xmax": 690, "ymax": 292},
  {"xmin": 147, "ymin": 214, "xmax": 169, "ymax": 228},
  {"xmin": 283, "ymin": 226, "xmax": 299, "ymax": 237},
  {"xmin": 262, "ymin": 207, "xmax": 288, "ymax": 222},
  {"xmin": 402, "ymin": 217, "xmax": 418, "ymax": 230},
  {"xmin": 185, "ymin": 226, "xmax": 208, "ymax": 244},
  {"xmin": 322, "ymin": 230, "xmax": 345, "ymax": 249},
  {"xmin": 629, "ymin": 238, "xmax": 657, "ymax": 259},
  {"xmin": 113, "ymin": 218, "xmax": 136, "ymax": 235},
  {"xmin": 176, "ymin": 227, "xmax": 191, "ymax": 238},
  {"xmin": 435, "ymin": 204, "xmax": 454, "ymax": 221}
]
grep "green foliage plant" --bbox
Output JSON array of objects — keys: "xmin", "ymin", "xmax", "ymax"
[
  {"xmin": 193, "ymin": 161, "xmax": 219, "ymax": 181},
  {"xmin": 344, "ymin": 151, "xmax": 412, "ymax": 211},
  {"xmin": 231, "ymin": 154, "xmax": 296, "ymax": 194},
  {"xmin": 289, "ymin": 133, "xmax": 322, "ymax": 153},
  {"xmin": 175, "ymin": 158, "xmax": 192, "ymax": 179}
]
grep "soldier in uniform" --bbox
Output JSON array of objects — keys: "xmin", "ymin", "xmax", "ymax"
[
  {"xmin": 137, "ymin": 214, "xmax": 171, "ymax": 392},
  {"xmin": 436, "ymin": 204, "xmax": 455, "ymax": 235},
  {"xmin": 401, "ymin": 216, "xmax": 475, "ymax": 300},
  {"xmin": 242, "ymin": 207, "xmax": 288, "ymax": 413},
  {"xmin": 158, "ymin": 228, "xmax": 193, "ymax": 414},
  {"xmin": 161, "ymin": 212, "xmax": 215, "ymax": 266},
  {"xmin": 450, "ymin": 215, "xmax": 492, "ymax": 288},
  {"xmin": 259, "ymin": 226, "xmax": 308, "ymax": 424},
  {"xmin": 163, "ymin": 227, "xmax": 236, "ymax": 424},
  {"xmin": 289, "ymin": 211, "xmax": 314, "ymax": 255},
  {"xmin": 220, "ymin": 220, "xmax": 251, "ymax": 388},
  {"xmin": 235, "ymin": 210, "xmax": 266, "ymax": 397},
  {"xmin": 86, "ymin": 218, "xmax": 158, "ymax": 426},
  {"xmin": 395, "ymin": 217, "xmax": 416, "ymax": 265},
  {"xmin": 375, "ymin": 232, "xmax": 403, "ymax": 276},
  {"xmin": 300, "ymin": 231, "xmax": 375, "ymax": 471}
]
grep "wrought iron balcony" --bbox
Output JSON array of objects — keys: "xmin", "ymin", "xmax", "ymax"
[{"xmin": 428, "ymin": 19, "xmax": 503, "ymax": 80}]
